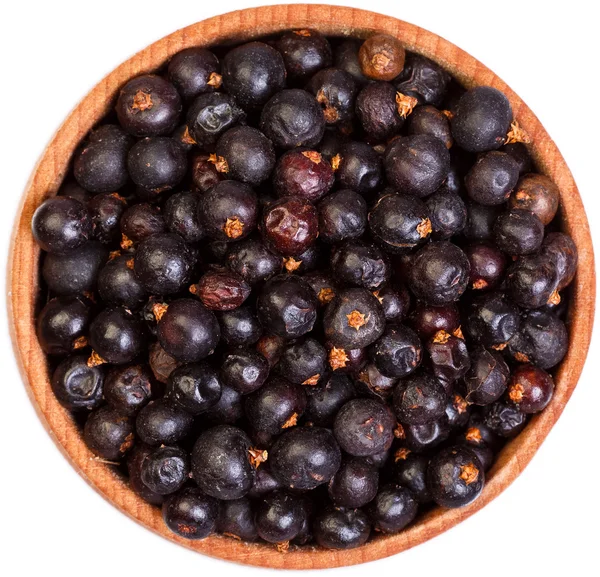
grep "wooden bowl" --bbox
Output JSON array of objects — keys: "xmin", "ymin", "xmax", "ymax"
[{"xmin": 8, "ymin": 4, "xmax": 595, "ymax": 569}]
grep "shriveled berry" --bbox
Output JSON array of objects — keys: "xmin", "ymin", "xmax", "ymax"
[
  {"xmin": 273, "ymin": 149, "xmax": 334, "ymax": 201},
  {"xmin": 465, "ymin": 292, "xmax": 520, "ymax": 347},
  {"xmin": 166, "ymin": 362, "xmax": 221, "ymax": 415},
  {"xmin": 194, "ymin": 269, "xmax": 251, "ymax": 311},
  {"xmin": 370, "ymin": 325, "xmax": 422, "ymax": 378},
  {"xmin": 482, "ymin": 401, "xmax": 528, "ymax": 438},
  {"xmin": 313, "ymin": 508, "xmax": 371, "ymax": 550},
  {"xmin": 356, "ymin": 82, "xmax": 405, "ymax": 141},
  {"xmin": 335, "ymin": 141, "xmax": 383, "ymax": 195},
  {"xmin": 104, "ymin": 364, "xmax": 153, "ymax": 415},
  {"xmin": 332, "ymin": 240, "xmax": 390, "ymax": 290},
  {"xmin": 89, "ymin": 193, "xmax": 127, "ymax": 245},
  {"xmin": 186, "ymin": 92, "xmax": 245, "ymax": 146},
  {"xmin": 509, "ymin": 173, "xmax": 559, "ymax": 225},
  {"xmin": 120, "ymin": 203, "xmax": 166, "ymax": 244},
  {"xmin": 463, "ymin": 347, "xmax": 510, "ymax": 405},
  {"xmin": 51, "ymin": 354, "xmax": 104, "ymax": 411},
  {"xmin": 359, "ymin": 34, "xmax": 405, "ymax": 81},
  {"xmin": 140, "ymin": 445, "xmax": 189, "ymax": 495},
  {"xmin": 394, "ymin": 52, "xmax": 450, "ymax": 106}
]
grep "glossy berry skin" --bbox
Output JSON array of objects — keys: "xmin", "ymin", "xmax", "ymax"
[
  {"xmin": 375, "ymin": 285, "xmax": 411, "ymax": 323},
  {"xmin": 221, "ymin": 349, "xmax": 269, "ymax": 394},
  {"xmin": 215, "ymin": 126, "xmax": 276, "ymax": 186},
  {"xmin": 205, "ymin": 384, "xmax": 243, "ymax": 425},
  {"xmin": 37, "ymin": 296, "xmax": 90, "ymax": 356},
  {"xmin": 157, "ymin": 299, "xmax": 220, "ymax": 363},
  {"xmin": 384, "ymin": 135, "xmax": 450, "ymax": 198},
  {"xmin": 465, "ymin": 242, "xmax": 506, "ymax": 291},
  {"xmin": 166, "ymin": 362, "xmax": 221, "ymax": 415},
  {"xmin": 507, "ymin": 364, "xmax": 554, "ymax": 414},
  {"xmin": 128, "ymin": 137, "xmax": 187, "ymax": 193},
  {"xmin": 164, "ymin": 192, "xmax": 205, "ymax": 243},
  {"xmin": 167, "ymin": 47, "xmax": 221, "ymax": 102},
  {"xmin": 278, "ymin": 338, "xmax": 326, "ymax": 385},
  {"xmin": 199, "ymin": 180, "xmax": 258, "ymax": 243},
  {"xmin": 257, "ymin": 275, "xmax": 317, "ymax": 339},
  {"xmin": 134, "ymin": 234, "xmax": 195, "ymax": 295},
  {"xmin": 425, "ymin": 190, "xmax": 467, "ymax": 240},
  {"xmin": 262, "ymin": 196, "xmax": 318, "ymax": 256},
  {"xmin": 482, "ymin": 401, "xmax": 528, "ymax": 438},
  {"xmin": 317, "ymin": 189, "xmax": 366, "ymax": 244},
  {"xmin": 369, "ymin": 193, "xmax": 432, "ymax": 253},
  {"xmin": 406, "ymin": 105, "xmax": 453, "ymax": 148},
  {"xmin": 218, "ymin": 306, "xmax": 263, "ymax": 346},
  {"xmin": 273, "ymin": 149, "xmax": 334, "ymax": 201},
  {"xmin": 84, "ymin": 406, "xmax": 134, "ymax": 460},
  {"xmin": 464, "ymin": 201, "xmax": 501, "ymax": 241},
  {"xmin": 427, "ymin": 446, "xmax": 485, "ymax": 508},
  {"xmin": 508, "ymin": 310, "xmax": 568, "ymax": 369},
  {"xmin": 226, "ymin": 238, "xmax": 282, "ymax": 285},
  {"xmin": 255, "ymin": 490, "xmax": 307, "ymax": 543},
  {"xmin": 409, "ymin": 303, "xmax": 460, "ymax": 340},
  {"xmin": 466, "ymin": 292, "xmax": 520, "ymax": 347},
  {"xmin": 186, "ymin": 93, "xmax": 245, "ymax": 146},
  {"xmin": 127, "ymin": 444, "xmax": 166, "ymax": 505},
  {"xmin": 427, "ymin": 331, "xmax": 470, "ymax": 386},
  {"xmin": 245, "ymin": 377, "xmax": 307, "ymax": 435},
  {"xmin": 216, "ymin": 498, "xmax": 258, "ymax": 541},
  {"xmin": 328, "ymin": 457, "xmax": 379, "ymax": 508},
  {"xmin": 51, "ymin": 355, "xmax": 104, "ymax": 411},
  {"xmin": 403, "ymin": 418, "xmax": 451, "ymax": 452},
  {"xmin": 463, "ymin": 347, "xmax": 510, "ymax": 405},
  {"xmin": 494, "ymin": 209, "xmax": 544, "ymax": 256},
  {"xmin": 313, "ymin": 507, "xmax": 371, "ymax": 550},
  {"xmin": 307, "ymin": 67, "xmax": 357, "ymax": 125},
  {"xmin": 195, "ymin": 269, "xmax": 251, "ymax": 312},
  {"xmin": 393, "ymin": 372, "xmax": 447, "ymax": 425},
  {"xmin": 358, "ymin": 34, "xmax": 405, "ymax": 81},
  {"xmin": 408, "ymin": 242, "xmax": 470, "ymax": 305},
  {"xmin": 271, "ymin": 426, "xmax": 342, "ymax": 490},
  {"xmin": 465, "ymin": 151, "xmax": 520, "ymax": 205},
  {"xmin": 324, "ymin": 288, "xmax": 386, "ymax": 349},
  {"xmin": 104, "ymin": 364, "xmax": 153, "ymax": 416},
  {"xmin": 305, "ymin": 373, "xmax": 356, "ymax": 427},
  {"xmin": 116, "ymin": 75, "xmax": 181, "ymax": 137},
  {"xmin": 333, "ymin": 398, "xmax": 395, "ymax": 457},
  {"xmin": 277, "ymin": 29, "xmax": 332, "ymax": 83},
  {"xmin": 191, "ymin": 425, "xmax": 256, "ymax": 500},
  {"xmin": 332, "ymin": 240, "xmax": 390, "ymax": 290},
  {"xmin": 509, "ymin": 173, "xmax": 559, "ymax": 225},
  {"xmin": 89, "ymin": 307, "xmax": 146, "ymax": 364},
  {"xmin": 120, "ymin": 203, "xmax": 166, "ymax": 244},
  {"xmin": 162, "ymin": 487, "xmax": 218, "ymax": 539},
  {"xmin": 260, "ymin": 89, "xmax": 326, "ymax": 149},
  {"xmin": 369, "ymin": 484, "xmax": 418, "ymax": 533},
  {"xmin": 140, "ymin": 445, "xmax": 189, "ymax": 495},
  {"xmin": 334, "ymin": 40, "xmax": 370, "ymax": 86},
  {"xmin": 356, "ymin": 82, "xmax": 404, "ymax": 141},
  {"xmin": 394, "ymin": 52, "xmax": 450, "ymax": 106},
  {"xmin": 507, "ymin": 254, "xmax": 560, "ymax": 309},
  {"xmin": 222, "ymin": 42, "xmax": 286, "ymax": 110},
  {"xmin": 89, "ymin": 193, "xmax": 127, "ymax": 245},
  {"xmin": 394, "ymin": 451, "xmax": 432, "ymax": 503},
  {"xmin": 451, "ymin": 86, "xmax": 512, "ymax": 153},
  {"xmin": 370, "ymin": 325, "xmax": 422, "ymax": 378},
  {"xmin": 336, "ymin": 141, "xmax": 383, "ymax": 195},
  {"xmin": 32, "ymin": 197, "xmax": 92, "ymax": 254}
]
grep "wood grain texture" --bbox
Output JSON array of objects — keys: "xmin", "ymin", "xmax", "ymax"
[{"xmin": 7, "ymin": 4, "xmax": 595, "ymax": 569}]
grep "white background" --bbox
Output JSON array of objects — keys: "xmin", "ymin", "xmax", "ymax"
[{"xmin": 1, "ymin": 1, "xmax": 599, "ymax": 575}]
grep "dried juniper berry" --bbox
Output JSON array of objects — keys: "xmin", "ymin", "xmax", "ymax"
[
  {"xmin": 394, "ymin": 52, "xmax": 450, "ymax": 106},
  {"xmin": 307, "ymin": 67, "xmax": 358, "ymax": 125},
  {"xmin": 464, "ymin": 201, "xmax": 502, "ymax": 241},
  {"xmin": 328, "ymin": 457, "xmax": 379, "ymax": 508},
  {"xmin": 162, "ymin": 487, "xmax": 218, "ymax": 539},
  {"xmin": 255, "ymin": 490, "xmax": 307, "ymax": 544},
  {"xmin": 166, "ymin": 362, "xmax": 221, "ymax": 415},
  {"xmin": 256, "ymin": 334, "xmax": 287, "ymax": 368},
  {"xmin": 84, "ymin": 406, "xmax": 134, "ymax": 460},
  {"xmin": 482, "ymin": 401, "xmax": 528, "ymax": 438},
  {"xmin": 427, "ymin": 330, "xmax": 470, "ymax": 386},
  {"xmin": 186, "ymin": 93, "xmax": 245, "ymax": 146},
  {"xmin": 393, "ymin": 450, "xmax": 431, "ymax": 503},
  {"xmin": 104, "ymin": 364, "xmax": 153, "ymax": 416},
  {"xmin": 260, "ymin": 89, "xmax": 326, "ymax": 149},
  {"xmin": 465, "ymin": 151, "xmax": 520, "ymax": 205},
  {"xmin": 318, "ymin": 189, "xmax": 367, "ymax": 243},
  {"xmin": 217, "ymin": 498, "xmax": 258, "ymax": 541},
  {"xmin": 465, "ymin": 242, "xmax": 506, "ymax": 290},
  {"xmin": 324, "ymin": 288, "xmax": 386, "ymax": 349},
  {"xmin": 89, "ymin": 193, "xmax": 127, "ymax": 245},
  {"xmin": 36, "ymin": 296, "xmax": 91, "ymax": 355},
  {"xmin": 58, "ymin": 180, "xmax": 93, "ymax": 203},
  {"xmin": 140, "ymin": 445, "xmax": 189, "ymax": 495},
  {"xmin": 393, "ymin": 372, "xmax": 447, "ymax": 425},
  {"xmin": 369, "ymin": 192, "xmax": 432, "ymax": 252},
  {"xmin": 127, "ymin": 444, "xmax": 166, "ymax": 505},
  {"xmin": 463, "ymin": 347, "xmax": 510, "ymax": 405},
  {"xmin": 370, "ymin": 325, "xmax": 422, "ymax": 379},
  {"xmin": 163, "ymin": 191, "xmax": 205, "ymax": 243},
  {"xmin": 425, "ymin": 189, "xmax": 467, "ymax": 240},
  {"xmin": 191, "ymin": 154, "xmax": 222, "ymax": 193},
  {"xmin": 408, "ymin": 242, "xmax": 470, "ymax": 305},
  {"xmin": 257, "ymin": 275, "xmax": 317, "ymax": 339},
  {"xmin": 305, "ymin": 373, "xmax": 356, "ymax": 427},
  {"xmin": 507, "ymin": 253, "xmax": 560, "ymax": 309},
  {"xmin": 157, "ymin": 299, "xmax": 220, "ymax": 363},
  {"xmin": 278, "ymin": 338, "xmax": 327, "ymax": 386},
  {"xmin": 221, "ymin": 349, "xmax": 269, "ymax": 395},
  {"xmin": 502, "ymin": 142, "xmax": 532, "ymax": 175},
  {"xmin": 407, "ymin": 105, "xmax": 453, "ymax": 148},
  {"xmin": 134, "ymin": 233, "xmax": 195, "ymax": 295},
  {"xmin": 191, "ymin": 425, "xmax": 256, "ymax": 499},
  {"xmin": 193, "ymin": 268, "xmax": 251, "ymax": 311},
  {"xmin": 51, "ymin": 354, "xmax": 104, "ymax": 411},
  {"xmin": 374, "ymin": 285, "xmax": 410, "ymax": 323},
  {"xmin": 120, "ymin": 203, "xmax": 166, "ymax": 245},
  {"xmin": 205, "ymin": 384, "xmax": 243, "ymax": 425},
  {"xmin": 543, "ymin": 232, "xmax": 578, "ymax": 291},
  {"xmin": 199, "ymin": 180, "xmax": 258, "ymax": 243},
  {"xmin": 507, "ymin": 364, "xmax": 554, "ymax": 414},
  {"xmin": 331, "ymin": 240, "xmax": 390, "ymax": 290},
  {"xmin": 355, "ymin": 362, "xmax": 398, "ymax": 399},
  {"xmin": 494, "ymin": 208, "xmax": 544, "ymax": 255},
  {"xmin": 333, "ymin": 398, "xmax": 395, "ymax": 457},
  {"xmin": 32, "ymin": 197, "xmax": 92, "ymax": 254},
  {"xmin": 369, "ymin": 484, "xmax": 418, "ymax": 533},
  {"xmin": 509, "ymin": 173, "xmax": 559, "ymax": 225},
  {"xmin": 167, "ymin": 47, "xmax": 221, "ymax": 102},
  {"xmin": 327, "ymin": 342, "xmax": 367, "ymax": 374},
  {"xmin": 218, "ymin": 306, "xmax": 263, "ymax": 347},
  {"xmin": 276, "ymin": 29, "xmax": 332, "ymax": 83},
  {"xmin": 226, "ymin": 237, "xmax": 281, "ymax": 285},
  {"xmin": 284, "ymin": 243, "xmax": 322, "ymax": 274},
  {"xmin": 409, "ymin": 302, "xmax": 461, "ymax": 340},
  {"xmin": 89, "ymin": 307, "xmax": 146, "ymax": 365},
  {"xmin": 271, "ymin": 426, "xmax": 341, "ymax": 490},
  {"xmin": 384, "ymin": 135, "xmax": 450, "ymax": 198},
  {"xmin": 273, "ymin": 149, "xmax": 334, "ymax": 201},
  {"xmin": 334, "ymin": 39, "xmax": 370, "ymax": 86},
  {"xmin": 403, "ymin": 417, "xmax": 451, "ymax": 452},
  {"xmin": 359, "ymin": 34, "xmax": 405, "ymax": 81},
  {"xmin": 356, "ymin": 81, "xmax": 405, "ymax": 141},
  {"xmin": 116, "ymin": 75, "xmax": 182, "ymax": 137},
  {"xmin": 465, "ymin": 292, "xmax": 520, "ymax": 347},
  {"xmin": 245, "ymin": 377, "xmax": 307, "ymax": 434},
  {"xmin": 427, "ymin": 445, "xmax": 484, "ymax": 508},
  {"xmin": 335, "ymin": 141, "xmax": 383, "ymax": 195},
  {"xmin": 313, "ymin": 507, "xmax": 371, "ymax": 550}
]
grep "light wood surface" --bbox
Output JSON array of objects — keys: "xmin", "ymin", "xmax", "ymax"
[{"xmin": 7, "ymin": 4, "xmax": 595, "ymax": 569}]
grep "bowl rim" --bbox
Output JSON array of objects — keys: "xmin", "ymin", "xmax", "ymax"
[{"xmin": 7, "ymin": 3, "xmax": 596, "ymax": 570}]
